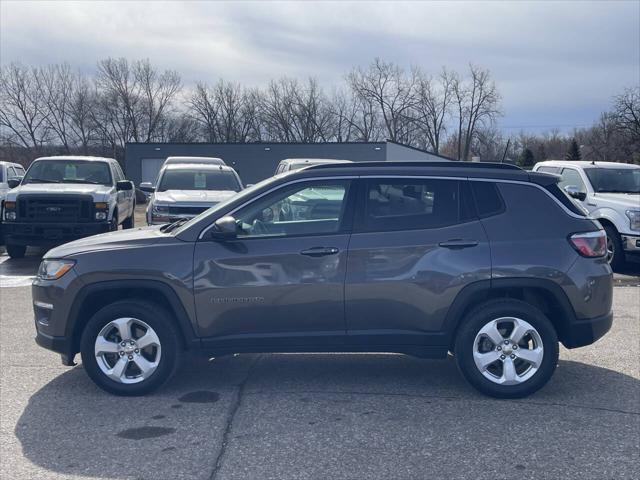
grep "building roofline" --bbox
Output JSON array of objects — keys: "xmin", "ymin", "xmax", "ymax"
[
  {"xmin": 385, "ymin": 140, "xmax": 458, "ymax": 161},
  {"xmin": 125, "ymin": 141, "xmax": 388, "ymax": 147}
]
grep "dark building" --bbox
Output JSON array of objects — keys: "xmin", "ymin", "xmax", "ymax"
[{"xmin": 124, "ymin": 141, "xmax": 451, "ymax": 186}]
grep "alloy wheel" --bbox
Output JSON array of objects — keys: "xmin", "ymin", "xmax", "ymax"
[
  {"xmin": 94, "ymin": 317, "xmax": 162, "ymax": 384},
  {"xmin": 472, "ymin": 317, "xmax": 544, "ymax": 385}
]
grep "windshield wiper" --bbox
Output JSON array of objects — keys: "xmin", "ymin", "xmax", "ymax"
[
  {"xmin": 63, "ymin": 179, "xmax": 103, "ymax": 184},
  {"xmin": 160, "ymin": 218, "xmax": 189, "ymax": 233},
  {"xmin": 26, "ymin": 178, "xmax": 60, "ymax": 184}
]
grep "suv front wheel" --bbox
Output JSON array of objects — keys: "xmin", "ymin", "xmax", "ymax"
[
  {"xmin": 80, "ymin": 300, "xmax": 182, "ymax": 395},
  {"xmin": 454, "ymin": 299, "xmax": 559, "ymax": 398}
]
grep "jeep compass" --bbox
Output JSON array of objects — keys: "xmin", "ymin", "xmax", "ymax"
[{"xmin": 32, "ymin": 162, "xmax": 613, "ymax": 398}]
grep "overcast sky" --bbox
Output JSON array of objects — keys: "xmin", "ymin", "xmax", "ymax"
[{"xmin": 1, "ymin": 0, "xmax": 639, "ymax": 134}]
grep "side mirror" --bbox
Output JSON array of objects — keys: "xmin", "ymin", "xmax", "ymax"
[
  {"xmin": 210, "ymin": 215, "xmax": 238, "ymax": 240},
  {"xmin": 139, "ymin": 182, "xmax": 155, "ymax": 193},
  {"xmin": 7, "ymin": 177, "xmax": 22, "ymax": 188},
  {"xmin": 117, "ymin": 180, "xmax": 133, "ymax": 191},
  {"xmin": 564, "ymin": 185, "xmax": 586, "ymax": 201}
]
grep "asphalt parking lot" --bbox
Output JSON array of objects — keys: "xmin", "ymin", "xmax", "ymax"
[{"xmin": 0, "ymin": 214, "xmax": 639, "ymax": 480}]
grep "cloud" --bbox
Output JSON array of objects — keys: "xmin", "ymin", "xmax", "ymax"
[{"xmin": 1, "ymin": 0, "xmax": 639, "ymax": 132}]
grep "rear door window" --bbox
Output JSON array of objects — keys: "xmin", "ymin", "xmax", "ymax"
[{"xmin": 359, "ymin": 178, "xmax": 473, "ymax": 232}]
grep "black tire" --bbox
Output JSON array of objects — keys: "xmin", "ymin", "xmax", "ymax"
[
  {"xmin": 80, "ymin": 300, "xmax": 182, "ymax": 396},
  {"xmin": 454, "ymin": 299, "xmax": 559, "ymax": 399},
  {"xmin": 109, "ymin": 210, "xmax": 118, "ymax": 231},
  {"xmin": 603, "ymin": 224, "xmax": 624, "ymax": 270},
  {"xmin": 6, "ymin": 244, "xmax": 26, "ymax": 259},
  {"xmin": 122, "ymin": 204, "xmax": 135, "ymax": 229}
]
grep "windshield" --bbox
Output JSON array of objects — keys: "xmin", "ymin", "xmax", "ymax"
[
  {"xmin": 23, "ymin": 160, "xmax": 112, "ymax": 185},
  {"xmin": 584, "ymin": 167, "xmax": 640, "ymax": 194},
  {"xmin": 172, "ymin": 175, "xmax": 276, "ymax": 235},
  {"xmin": 157, "ymin": 169, "xmax": 240, "ymax": 192}
]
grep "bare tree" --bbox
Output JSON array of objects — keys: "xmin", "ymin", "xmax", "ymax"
[
  {"xmin": 95, "ymin": 57, "xmax": 141, "ymax": 144},
  {"xmin": 412, "ymin": 68, "xmax": 454, "ymax": 154},
  {"xmin": 38, "ymin": 64, "xmax": 75, "ymax": 152},
  {"xmin": 289, "ymin": 78, "xmax": 334, "ymax": 142},
  {"xmin": 452, "ymin": 65, "xmax": 501, "ymax": 160},
  {"xmin": 258, "ymin": 78, "xmax": 297, "ymax": 142},
  {"xmin": 612, "ymin": 87, "xmax": 640, "ymax": 152},
  {"xmin": 348, "ymin": 58, "xmax": 418, "ymax": 142},
  {"xmin": 188, "ymin": 82, "xmax": 219, "ymax": 142},
  {"xmin": 134, "ymin": 60, "xmax": 181, "ymax": 142},
  {"xmin": 67, "ymin": 73, "xmax": 96, "ymax": 153},
  {"xmin": 0, "ymin": 63, "xmax": 50, "ymax": 149},
  {"xmin": 94, "ymin": 58, "xmax": 181, "ymax": 148}
]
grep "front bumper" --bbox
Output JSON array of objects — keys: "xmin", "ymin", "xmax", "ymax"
[
  {"xmin": 32, "ymin": 270, "xmax": 82, "ymax": 365},
  {"xmin": 35, "ymin": 330, "xmax": 75, "ymax": 365},
  {"xmin": 621, "ymin": 234, "xmax": 640, "ymax": 254},
  {"xmin": 3, "ymin": 221, "xmax": 110, "ymax": 246},
  {"xmin": 562, "ymin": 310, "xmax": 613, "ymax": 349}
]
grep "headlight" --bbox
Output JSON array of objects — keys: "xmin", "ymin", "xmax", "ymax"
[
  {"xmin": 152, "ymin": 204, "xmax": 169, "ymax": 215},
  {"xmin": 4, "ymin": 201, "xmax": 16, "ymax": 221},
  {"xmin": 626, "ymin": 210, "xmax": 640, "ymax": 231},
  {"xmin": 94, "ymin": 202, "xmax": 108, "ymax": 221},
  {"xmin": 37, "ymin": 259, "xmax": 76, "ymax": 280}
]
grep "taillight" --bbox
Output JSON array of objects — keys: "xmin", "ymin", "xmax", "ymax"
[{"xmin": 569, "ymin": 230, "xmax": 607, "ymax": 258}]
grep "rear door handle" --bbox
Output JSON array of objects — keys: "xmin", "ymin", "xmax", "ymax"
[
  {"xmin": 438, "ymin": 239, "xmax": 479, "ymax": 249},
  {"xmin": 300, "ymin": 247, "xmax": 340, "ymax": 257}
]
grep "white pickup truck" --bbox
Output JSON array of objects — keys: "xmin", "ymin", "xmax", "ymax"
[
  {"xmin": 2, "ymin": 156, "xmax": 135, "ymax": 258},
  {"xmin": 0, "ymin": 161, "xmax": 26, "ymax": 246},
  {"xmin": 533, "ymin": 160, "xmax": 640, "ymax": 268}
]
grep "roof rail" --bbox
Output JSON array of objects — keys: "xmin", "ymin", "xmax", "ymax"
[{"xmin": 306, "ymin": 161, "xmax": 522, "ymax": 171}]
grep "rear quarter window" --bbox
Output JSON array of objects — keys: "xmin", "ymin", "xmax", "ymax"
[{"xmin": 470, "ymin": 181, "xmax": 505, "ymax": 218}]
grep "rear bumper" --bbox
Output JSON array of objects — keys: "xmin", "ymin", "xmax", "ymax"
[
  {"xmin": 562, "ymin": 310, "xmax": 613, "ymax": 349},
  {"xmin": 3, "ymin": 221, "xmax": 110, "ymax": 246}
]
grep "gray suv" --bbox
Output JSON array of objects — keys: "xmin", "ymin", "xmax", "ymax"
[{"xmin": 32, "ymin": 162, "xmax": 613, "ymax": 398}]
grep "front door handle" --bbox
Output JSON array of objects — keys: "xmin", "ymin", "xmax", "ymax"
[
  {"xmin": 438, "ymin": 239, "xmax": 479, "ymax": 249},
  {"xmin": 300, "ymin": 247, "xmax": 340, "ymax": 257}
]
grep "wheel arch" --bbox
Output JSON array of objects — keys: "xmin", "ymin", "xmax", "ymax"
[
  {"xmin": 445, "ymin": 278, "xmax": 578, "ymax": 349},
  {"xmin": 67, "ymin": 280, "xmax": 200, "ymax": 355}
]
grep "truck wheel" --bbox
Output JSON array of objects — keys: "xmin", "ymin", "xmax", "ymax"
[
  {"xmin": 80, "ymin": 300, "xmax": 182, "ymax": 396},
  {"xmin": 122, "ymin": 205, "xmax": 135, "ymax": 229},
  {"xmin": 109, "ymin": 211, "xmax": 118, "ymax": 231},
  {"xmin": 6, "ymin": 244, "xmax": 26, "ymax": 259},
  {"xmin": 454, "ymin": 299, "xmax": 559, "ymax": 399},
  {"xmin": 603, "ymin": 224, "xmax": 624, "ymax": 270}
]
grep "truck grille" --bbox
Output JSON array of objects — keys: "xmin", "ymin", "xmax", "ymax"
[
  {"xmin": 17, "ymin": 195, "xmax": 93, "ymax": 223},
  {"xmin": 168, "ymin": 205, "xmax": 211, "ymax": 216}
]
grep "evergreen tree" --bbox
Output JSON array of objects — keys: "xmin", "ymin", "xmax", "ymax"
[
  {"xmin": 518, "ymin": 148, "xmax": 535, "ymax": 168},
  {"xmin": 565, "ymin": 138, "xmax": 582, "ymax": 160}
]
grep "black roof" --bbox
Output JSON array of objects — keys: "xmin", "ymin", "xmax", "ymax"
[
  {"xmin": 307, "ymin": 161, "xmax": 521, "ymax": 171},
  {"xmin": 300, "ymin": 161, "xmax": 556, "ymax": 185}
]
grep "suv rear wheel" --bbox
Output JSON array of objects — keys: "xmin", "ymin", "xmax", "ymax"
[
  {"xmin": 80, "ymin": 300, "xmax": 182, "ymax": 395},
  {"xmin": 454, "ymin": 299, "xmax": 559, "ymax": 398}
]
